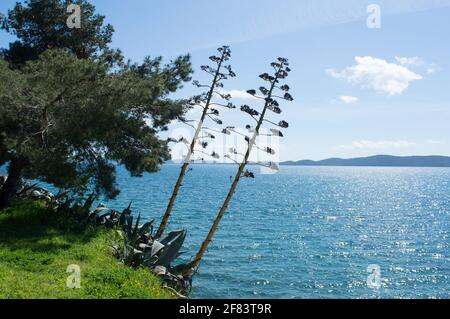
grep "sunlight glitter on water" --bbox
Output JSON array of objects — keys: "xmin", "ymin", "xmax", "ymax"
[{"xmin": 105, "ymin": 165, "xmax": 450, "ymax": 298}]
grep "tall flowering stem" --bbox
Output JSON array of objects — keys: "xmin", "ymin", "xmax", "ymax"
[
  {"xmin": 155, "ymin": 46, "xmax": 235, "ymax": 238},
  {"xmin": 187, "ymin": 58, "xmax": 293, "ymax": 272}
]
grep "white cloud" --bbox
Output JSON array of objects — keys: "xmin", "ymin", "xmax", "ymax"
[
  {"xmin": 394, "ymin": 57, "xmax": 440, "ymax": 75},
  {"xmin": 427, "ymin": 63, "xmax": 440, "ymax": 74},
  {"xmin": 219, "ymin": 89, "xmax": 257, "ymax": 100},
  {"xmin": 338, "ymin": 140, "xmax": 416, "ymax": 150},
  {"xmin": 338, "ymin": 95, "xmax": 358, "ymax": 104},
  {"xmin": 327, "ymin": 56, "xmax": 423, "ymax": 96},
  {"xmin": 395, "ymin": 56, "xmax": 424, "ymax": 66}
]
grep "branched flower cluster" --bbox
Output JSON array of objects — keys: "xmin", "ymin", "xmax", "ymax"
[
  {"xmin": 156, "ymin": 46, "xmax": 236, "ymax": 238},
  {"xmin": 185, "ymin": 57, "xmax": 294, "ymax": 276}
]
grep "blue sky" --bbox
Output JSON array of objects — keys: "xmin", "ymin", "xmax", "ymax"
[{"xmin": 1, "ymin": 0, "xmax": 449, "ymax": 161}]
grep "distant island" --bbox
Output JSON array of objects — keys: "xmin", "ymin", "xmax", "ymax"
[{"xmin": 281, "ymin": 155, "xmax": 450, "ymax": 168}]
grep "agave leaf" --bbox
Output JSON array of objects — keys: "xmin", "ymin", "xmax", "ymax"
[
  {"xmin": 176, "ymin": 251, "xmax": 186, "ymax": 258},
  {"xmin": 119, "ymin": 211, "xmax": 126, "ymax": 226},
  {"xmin": 138, "ymin": 220, "xmax": 154, "ymax": 237},
  {"xmin": 82, "ymin": 192, "xmax": 97, "ymax": 212},
  {"xmin": 125, "ymin": 213, "xmax": 141, "ymax": 245},
  {"xmin": 159, "ymin": 230, "xmax": 185, "ymax": 246},
  {"xmin": 155, "ymin": 230, "xmax": 187, "ymax": 267},
  {"xmin": 151, "ymin": 240, "xmax": 165, "ymax": 257},
  {"xmin": 132, "ymin": 213, "xmax": 141, "ymax": 236},
  {"xmin": 143, "ymin": 256, "xmax": 158, "ymax": 267},
  {"xmin": 122, "ymin": 214, "xmax": 133, "ymax": 238},
  {"xmin": 142, "ymin": 241, "xmax": 164, "ymax": 267},
  {"xmin": 119, "ymin": 202, "xmax": 132, "ymax": 225},
  {"xmin": 124, "ymin": 201, "xmax": 133, "ymax": 214}
]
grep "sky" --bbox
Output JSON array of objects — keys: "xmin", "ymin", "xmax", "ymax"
[{"xmin": 1, "ymin": 0, "xmax": 449, "ymax": 161}]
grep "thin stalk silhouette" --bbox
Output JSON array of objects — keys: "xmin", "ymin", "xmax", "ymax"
[
  {"xmin": 155, "ymin": 46, "xmax": 235, "ymax": 239},
  {"xmin": 185, "ymin": 58, "xmax": 293, "ymax": 273}
]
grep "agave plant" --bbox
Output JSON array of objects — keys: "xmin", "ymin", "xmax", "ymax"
[
  {"xmin": 142, "ymin": 230, "xmax": 186, "ymax": 268},
  {"xmin": 155, "ymin": 45, "xmax": 237, "ymax": 239},
  {"xmin": 181, "ymin": 57, "xmax": 294, "ymax": 276},
  {"xmin": 99, "ymin": 203, "xmax": 191, "ymax": 292},
  {"xmin": 14, "ymin": 182, "xmax": 192, "ymax": 293},
  {"xmin": 45, "ymin": 192, "xmax": 99, "ymax": 226}
]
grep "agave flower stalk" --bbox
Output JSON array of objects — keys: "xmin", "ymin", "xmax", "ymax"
[
  {"xmin": 155, "ymin": 46, "xmax": 236, "ymax": 239},
  {"xmin": 186, "ymin": 58, "xmax": 293, "ymax": 273}
]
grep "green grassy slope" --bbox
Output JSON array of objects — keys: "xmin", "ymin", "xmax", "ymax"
[{"xmin": 0, "ymin": 201, "xmax": 173, "ymax": 299}]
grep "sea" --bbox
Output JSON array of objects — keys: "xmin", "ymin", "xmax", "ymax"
[
  {"xmin": 106, "ymin": 164, "xmax": 450, "ymax": 299},
  {"xmin": 2, "ymin": 164, "xmax": 449, "ymax": 298}
]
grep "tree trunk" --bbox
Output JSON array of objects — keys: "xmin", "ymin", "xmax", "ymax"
[{"xmin": 0, "ymin": 158, "xmax": 26, "ymax": 210}]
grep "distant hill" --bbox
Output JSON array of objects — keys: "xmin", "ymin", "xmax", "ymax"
[{"xmin": 281, "ymin": 155, "xmax": 450, "ymax": 168}]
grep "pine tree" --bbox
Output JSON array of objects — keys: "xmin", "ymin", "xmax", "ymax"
[{"xmin": 0, "ymin": 1, "xmax": 192, "ymax": 208}]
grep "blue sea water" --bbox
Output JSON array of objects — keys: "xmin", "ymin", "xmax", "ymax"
[
  {"xmin": 3, "ymin": 164, "xmax": 448, "ymax": 298},
  {"xmin": 103, "ymin": 165, "xmax": 450, "ymax": 299}
]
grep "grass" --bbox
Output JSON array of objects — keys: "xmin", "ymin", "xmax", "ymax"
[{"xmin": 0, "ymin": 201, "xmax": 174, "ymax": 299}]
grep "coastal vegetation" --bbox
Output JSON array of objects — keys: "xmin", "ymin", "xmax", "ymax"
[
  {"xmin": 0, "ymin": 0, "xmax": 191, "ymax": 298},
  {"xmin": 0, "ymin": 0, "xmax": 192, "ymax": 209},
  {"xmin": 0, "ymin": 201, "xmax": 173, "ymax": 299},
  {"xmin": 0, "ymin": 0, "xmax": 293, "ymax": 298}
]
